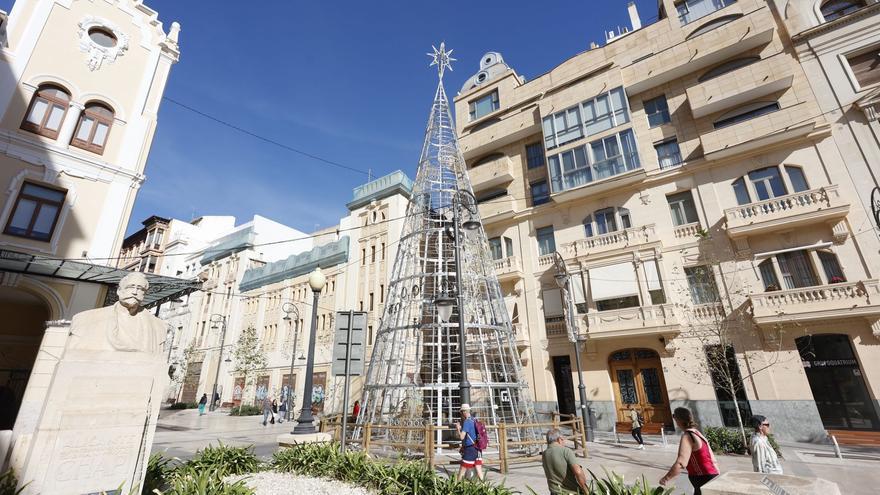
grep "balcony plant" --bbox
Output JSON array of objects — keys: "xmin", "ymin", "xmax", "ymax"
[
  {"xmin": 764, "ymin": 284, "xmax": 780, "ymax": 292},
  {"xmin": 829, "ymin": 276, "xmax": 846, "ymax": 284}
]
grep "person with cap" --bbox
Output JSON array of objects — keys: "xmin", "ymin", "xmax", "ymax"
[{"xmin": 454, "ymin": 403, "xmax": 484, "ymax": 480}]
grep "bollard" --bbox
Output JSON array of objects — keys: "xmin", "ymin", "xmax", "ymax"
[
  {"xmin": 614, "ymin": 425, "xmax": 620, "ymax": 444},
  {"xmin": 661, "ymin": 427, "xmax": 667, "ymax": 447},
  {"xmin": 831, "ymin": 435, "xmax": 843, "ymax": 460}
]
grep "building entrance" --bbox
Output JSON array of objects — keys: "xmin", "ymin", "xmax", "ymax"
[
  {"xmin": 552, "ymin": 355, "xmax": 576, "ymax": 415},
  {"xmin": 609, "ymin": 348, "xmax": 672, "ymax": 427},
  {"xmin": 797, "ymin": 334, "xmax": 879, "ymax": 431}
]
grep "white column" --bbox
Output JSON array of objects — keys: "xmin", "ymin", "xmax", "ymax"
[{"xmin": 56, "ymin": 101, "xmax": 84, "ymax": 146}]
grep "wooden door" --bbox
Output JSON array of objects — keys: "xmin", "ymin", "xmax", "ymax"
[{"xmin": 610, "ymin": 349, "xmax": 672, "ymax": 428}]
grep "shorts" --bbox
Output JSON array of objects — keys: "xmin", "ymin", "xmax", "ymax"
[{"xmin": 461, "ymin": 445, "xmax": 483, "ymax": 468}]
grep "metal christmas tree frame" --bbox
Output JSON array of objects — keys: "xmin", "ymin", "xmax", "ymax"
[{"xmin": 356, "ymin": 44, "xmax": 537, "ymax": 452}]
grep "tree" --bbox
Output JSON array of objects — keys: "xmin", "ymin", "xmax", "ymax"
[{"xmin": 231, "ymin": 325, "xmax": 267, "ymax": 413}]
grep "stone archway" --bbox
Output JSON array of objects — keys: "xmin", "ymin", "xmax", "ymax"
[
  {"xmin": 608, "ymin": 348, "xmax": 673, "ymax": 428},
  {"xmin": 0, "ymin": 286, "xmax": 51, "ymax": 430}
]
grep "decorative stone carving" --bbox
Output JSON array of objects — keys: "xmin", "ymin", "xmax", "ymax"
[
  {"xmin": 830, "ymin": 219, "xmax": 849, "ymax": 244},
  {"xmin": 871, "ymin": 319, "xmax": 880, "ymax": 341},
  {"xmin": 77, "ymin": 16, "xmax": 129, "ymax": 71}
]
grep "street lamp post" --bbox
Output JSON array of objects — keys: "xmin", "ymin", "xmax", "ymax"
[
  {"xmin": 293, "ymin": 267, "xmax": 326, "ymax": 434},
  {"xmin": 282, "ymin": 301, "xmax": 301, "ymax": 422},
  {"xmin": 553, "ymin": 253, "xmax": 590, "ymax": 437},
  {"xmin": 434, "ymin": 190, "xmax": 481, "ymax": 408},
  {"xmin": 209, "ymin": 314, "xmax": 231, "ymax": 412}
]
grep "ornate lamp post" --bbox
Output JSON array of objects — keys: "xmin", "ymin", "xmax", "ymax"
[
  {"xmin": 209, "ymin": 314, "xmax": 232, "ymax": 411},
  {"xmin": 434, "ymin": 190, "xmax": 481, "ymax": 407},
  {"xmin": 552, "ymin": 252, "xmax": 590, "ymax": 436},
  {"xmin": 293, "ymin": 268, "xmax": 326, "ymax": 434},
  {"xmin": 282, "ymin": 301, "xmax": 303, "ymax": 422}
]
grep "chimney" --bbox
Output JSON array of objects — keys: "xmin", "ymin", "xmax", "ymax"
[{"xmin": 628, "ymin": 1, "xmax": 642, "ymax": 31}]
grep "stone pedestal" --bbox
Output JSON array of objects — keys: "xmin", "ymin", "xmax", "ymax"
[
  {"xmin": 702, "ymin": 471, "xmax": 841, "ymax": 495},
  {"xmin": 11, "ymin": 349, "xmax": 166, "ymax": 494},
  {"xmin": 277, "ymin": 432, "xmax": 332, "ymax": 447}
]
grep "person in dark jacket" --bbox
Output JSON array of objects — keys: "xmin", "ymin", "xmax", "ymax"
[{"xmin": 198, "ymin": 393, "xmax": 207, "ymax": 416}]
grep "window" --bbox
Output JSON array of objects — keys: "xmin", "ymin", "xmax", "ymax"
[
  {"xmin": 685, "ymin": 266, "xmax": 719, "ymax": 304},
  {"xmin": 732, "ymin": 165, "xmax": 810, "ymax": 204},
  {"xmin": 818, "ymin": 251, "xmax": 846, "ymax": 283},
  {"xmin": 705, "ymin": 345, "xmax": 753, "ymax": 428},
  {"xmin": 713, "ymin": 101, "xmax": 780, "ymax": 129},
  {"xmin": 361, "ymin": 248, "xmax": 366, "ymax": 265},
  {"xmin": 472, "ymin": 152, "xmax": 504, "ymax": 168},
  {"xmin": 584, "ymin": 207, "xmax": 631, "ymax": 237},
  {"xmin": 542, "ymin": 87, "xmax": 629, "ymax": 149},
  {"xmin": 21, "ymin": 85, "xmax": 70, "ymax": 139},
  {"xmin": 4, "ymin": 182, "xmax": 66, "ymax": 241},
  {"xmin": 469, "ymin": 90, "xmax": 499, "ymax": 121},
  {"xmin": 380, "ymin": 285, "xmax": 384, "ymax": 302},
  {"xmin": 369, "ymin": 292, "xmax": 374, "ymax": 311},
  {"xmin": 381, "ymin": 242, "xmax": 386, "ymax": 260},
  {"xmin": 847, "ymin": 48, "xmax": 880, "ymax": 89},
  {"xmin": 821, "ymin": 0, "xmax": 867, "ymax": 22},
  {"xmin": 536, "ymin": 226, "xmax": 556, "ymax": 256},
  {"xmin": 505, "ymin": 237, "xmax": 514, "ymax": 258},
  {"xmin": 758, "ymin": 259, "xmax": 780, "ymax": 290},
  {"xmin": 547, "ymin": 129, "xmax": 641, "ymax": 193},
  {"xmin": 583, "ymin": 87, "xmax": 629, "ymax": 136},
  {"xmin": 154, "ymin": 228, "xmax": 164, "ymax": 248},
  {"xmin": 667, "ymin": 191, "xmax": 699, "ymax": 226},
  {"xmin": 655, "ymin": 139, "xmax": 682, "ymax": 169},
  {"xmin": 526, "ymin": 143, "xmax": 545, "ymax": 169},
  {"xmin": 644, "ymin": 95, "xmax": 670, "ymax": 127},
  {"xmin": 530, "ymin": 180, "xmax": 549, "ymax": 206},
  {"xmin": 686, "ymin": 14, "xmax": 742, "ymax": 38},
  {"xmin": 88, "ymin": 27, "xmax": 117, "ymax": 47},
  {"xmin": 676, "ymin": 0, "xmax": 737, "ymax": 25},
  {"xmin": 699, "ymin": 57, "xmax": 761, "ymax": 83},
  {"xmin": 371, "ymin": 246, "xmax": 376, "ymax": 262},
  {"xmin": 489, "ymin": 237, "xmax": 503, "ymax": 260},
  {"xmin": 71, "ymin": 102, "xmax": 114, "ymax": 154}
]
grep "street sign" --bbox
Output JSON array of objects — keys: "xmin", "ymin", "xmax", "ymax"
[{"xmin": 331, "ymin": 311, "xmax": 366, "ymax": 376}]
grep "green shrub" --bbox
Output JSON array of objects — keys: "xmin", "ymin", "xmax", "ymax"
[
  {"xmin": 704, "ymin": 426, "xmax": 747, "ymax": 454},
  {"xmin": 272, "ymin": 442, "xmax": 515, "ymax": 494},
  {"xmin": 157, "ymin": 466, "xmax": 253, "ymax": 495},
  {"xmin": 141, "ymin": 452, "xmax": 179, "ymax": 494},
  {"xmin": 0, "ymin": 469, "xmax": 26, "ymax": 495},
  {"xmin": 228, "ymin": 405, "xmax": 261, "ymax": 416},
  {"xmin": 586, "ymin": 469, "xmax": 674, "ymax": 495},
  {"xmin": 187, "ymin": 442, "xmax": 261, "ymax": 477},
  {"xmin": 168, "ymin": 402, "xmax": 198, "ymax": 410}
]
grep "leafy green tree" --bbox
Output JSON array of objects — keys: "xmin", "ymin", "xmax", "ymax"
[{"xmin": 231, "ymin": 326, "xmax": 267, "ymax": 413}]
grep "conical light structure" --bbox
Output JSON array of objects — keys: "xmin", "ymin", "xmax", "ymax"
[{"xmin": 357, "ymin": 44, "xmax": 537, "ymax": 450}]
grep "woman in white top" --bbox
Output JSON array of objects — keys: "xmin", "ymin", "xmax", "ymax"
[{"xmin": 750, "ymin": 415, "xmax": 783, "ymax": 474}]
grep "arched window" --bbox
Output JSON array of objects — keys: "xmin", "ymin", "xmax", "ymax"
[
  {"xmin": 21, "ymin": 84, "xmax": 70, "ymax": 139},
  {"xmin": 820, "ymin": 0, "xmax": 866, "ymax": 22},
  {"xmin": 584, "ymin": 207, "xmax": 632, "ymax": 237},
  {"xmin": 686, "ymin": 14, "xmax": 743, "ymax": 40},
  {"xmin": 70, "ymin": 102, "xmax": 114, "ymax": 154},
  {"xmin": 732, "ymin": 165, "xmax": 810, "ymax": 205},
  {"xmin": 713, "ymin": 100, "xmax": 780, "ymax": 129},
  {"xmin": 698, "ymin": 57, "xmax": 761, "ymax": 83}
]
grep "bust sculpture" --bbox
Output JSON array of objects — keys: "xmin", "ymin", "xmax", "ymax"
[{"xmin": 68, "ymin": 272, "xmax": 166, "ymax": 354}]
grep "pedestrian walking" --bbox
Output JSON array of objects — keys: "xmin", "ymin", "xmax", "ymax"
[
  {"xmin": 213, "ymin": 391, "xmax": 220, "ymax": 409},
  {"xmin": 271, "ymin": 397, "xmax": 279, "ymax": 423},
  {"xmin": 454, "ymin": 403, "xmax": 484, "ymax": 481},
  {"xmin": 278, "ymin": 397, "xmax": 287, "ymax": 423},
  {"xmin": 660, "ymin": 407, "xmax": 719, "ymax": 495},
  {"xmin": 261, "ymin": 395, "xmax": 273, "ymax": 426},
  {"xmin": 198, "ymin": 393, "xmax": 207, "ymax": 416},
  {"xmin": 542, "ymin": 428, "xmax": 589, "ymax": 495},
  {"xmin": 750, "ymin": 415, "xmax": 783, "ymax": 474},
  {"xmin": 351, "ymin": 399, "xmax": 361, "ymax": 422},
  {"xmin": 629, "ymin": 404, "xmax": 645, "ymax": 449}
]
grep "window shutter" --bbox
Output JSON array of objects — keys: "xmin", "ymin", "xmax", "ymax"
[
  {"xmin": 542, "ymin": 288, "xmax": 564, "ymax": 317},
  {"xmin": 643, "ymin": 260, "xmax": 662, "ymax": 291},
  {"xmin": 589, "ymin": 263, "xmax": 639, "ymax": 300}
]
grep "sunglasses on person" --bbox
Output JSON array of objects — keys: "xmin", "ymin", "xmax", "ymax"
[{"xmin": 761, "ymin": 422, "xmax": 770, "ymax": 427}]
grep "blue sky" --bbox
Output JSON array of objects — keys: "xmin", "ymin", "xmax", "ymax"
[{"xmin": 3, "ymin": 0, "xmax": 658, "ymax": 235}]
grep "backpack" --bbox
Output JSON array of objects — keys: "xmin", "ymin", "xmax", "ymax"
[{"xmin": 474, "ymin": 419, "xmax": 489, "ymax": 451}]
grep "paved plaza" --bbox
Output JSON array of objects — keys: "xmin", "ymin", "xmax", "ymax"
[{"xmin": 153, "ymin": 409, "xmax": 880, "ymax": 494}]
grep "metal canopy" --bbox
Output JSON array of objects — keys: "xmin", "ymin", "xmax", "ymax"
[{"xmin": 0, "ymin": 249, "xmax": 202, "ymax": 308}]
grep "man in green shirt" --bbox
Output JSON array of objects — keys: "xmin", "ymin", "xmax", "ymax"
[{"xmin": 542, "ymin": 428, "xmax": 589, "ymax": 494}]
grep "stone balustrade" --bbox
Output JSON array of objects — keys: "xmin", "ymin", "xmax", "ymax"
[
  {"xmin": 690, "ymin": 302, "xmax": 725, "ymax": 321},
  {"xmin": 725, "ymin": 186, "xmax": 848, "ymax": 238},
  {"xmin": 584, "ymin": 303, "xmax": 678, "ymax": 338},
  {"xmin": 545, "ymin": 318, "xmax": 567, "ymax": 337},
  {"xmin": 673, "ymin": 222, "xmax": 702, "ymax": 241},
  {"xmin": 537, "ymin": 253, "xmax": 556, "ymax": 268},
  {"xmin": 492, "ymin": 256, "xmax": 523, "ymax": 281},
  {"xmin": 750, "ymin": 279, "xmax": 880, "ymax": 326},
  {"xmin": 563, "ymin": 224, "xmax": 658, "ymax": 259}
]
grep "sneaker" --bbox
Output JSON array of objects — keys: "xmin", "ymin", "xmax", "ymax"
[{"xmin": 637, "ymin": 444, "xmax": 645, "ymax": 450}]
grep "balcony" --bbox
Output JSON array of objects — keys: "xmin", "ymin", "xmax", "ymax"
[
  {"xmin": 537, "ymin": 253, "xmax": 556, "ymax": 269},
  {"xmin": 493, "ymin": 255, "xmax": 523, "ymax": 282},
  {"xmin": 581, "ymin": 304, "xmax": 679, "ymax": 339},
  {"xmin": 562, "ymin": 224, "xmax": 659, "ymax": 259},
  {"xmin": 468, "ymin": 155, "xmax": 515, "ymax": 193},
  {"xmin": 460, "ymin": 106, "xmax": 542, "ymax": 160},
  {"xmin": 750, "ymin": 280, "xmax": 880, "ymax": 327},
  {"xmin": 678, "ymin": 0, "xmax": 738, "ymax": 26},
  {"xmin": 724, "ymin": 185, "xmax": 850, "ymax": 239},
  {"xmin": 512, "ymin": 323, "xmax": 529, "ymax": 351},
  {"xmin": 700, "ymin": 103, "xmax": 818, "ymax": 159},
  {"xmin": 673, "ymin": 222, "xmax": 702, "ymax": 241},
  {"xmin": 545, "ymin": 317, "xmax": 567, "ymax": 338},
  {"xmin": 622, "ymin": 14, "xmax": 773, "ymax": 95},
  {"xmin": 550, "ymin": 167, "xmax": 647, "ymax": 204},
  {"xmin": 686, "ymin": 55, "xmax": 793, "ymax": 119},
  {"xmin": 477, "ymin": 195, "xmax": 517, "ymax": 223}
]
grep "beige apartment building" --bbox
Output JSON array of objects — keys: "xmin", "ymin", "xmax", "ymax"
[
  {"xmin": 0, "ymin": 0, "xmax": 187, "ymax": 472},
  {"xmin": 453, "ymin": 0, "xmax": 880, "ymax": 441}
]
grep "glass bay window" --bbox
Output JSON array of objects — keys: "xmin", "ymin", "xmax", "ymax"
[{"xmin": 548, "ymin": 129, "xmax": 640, "ymax": 193}]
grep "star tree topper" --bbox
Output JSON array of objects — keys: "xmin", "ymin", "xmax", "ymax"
[{"xmin": 428, "ymin": 42, "xmax": 456, "ymax": 80}]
